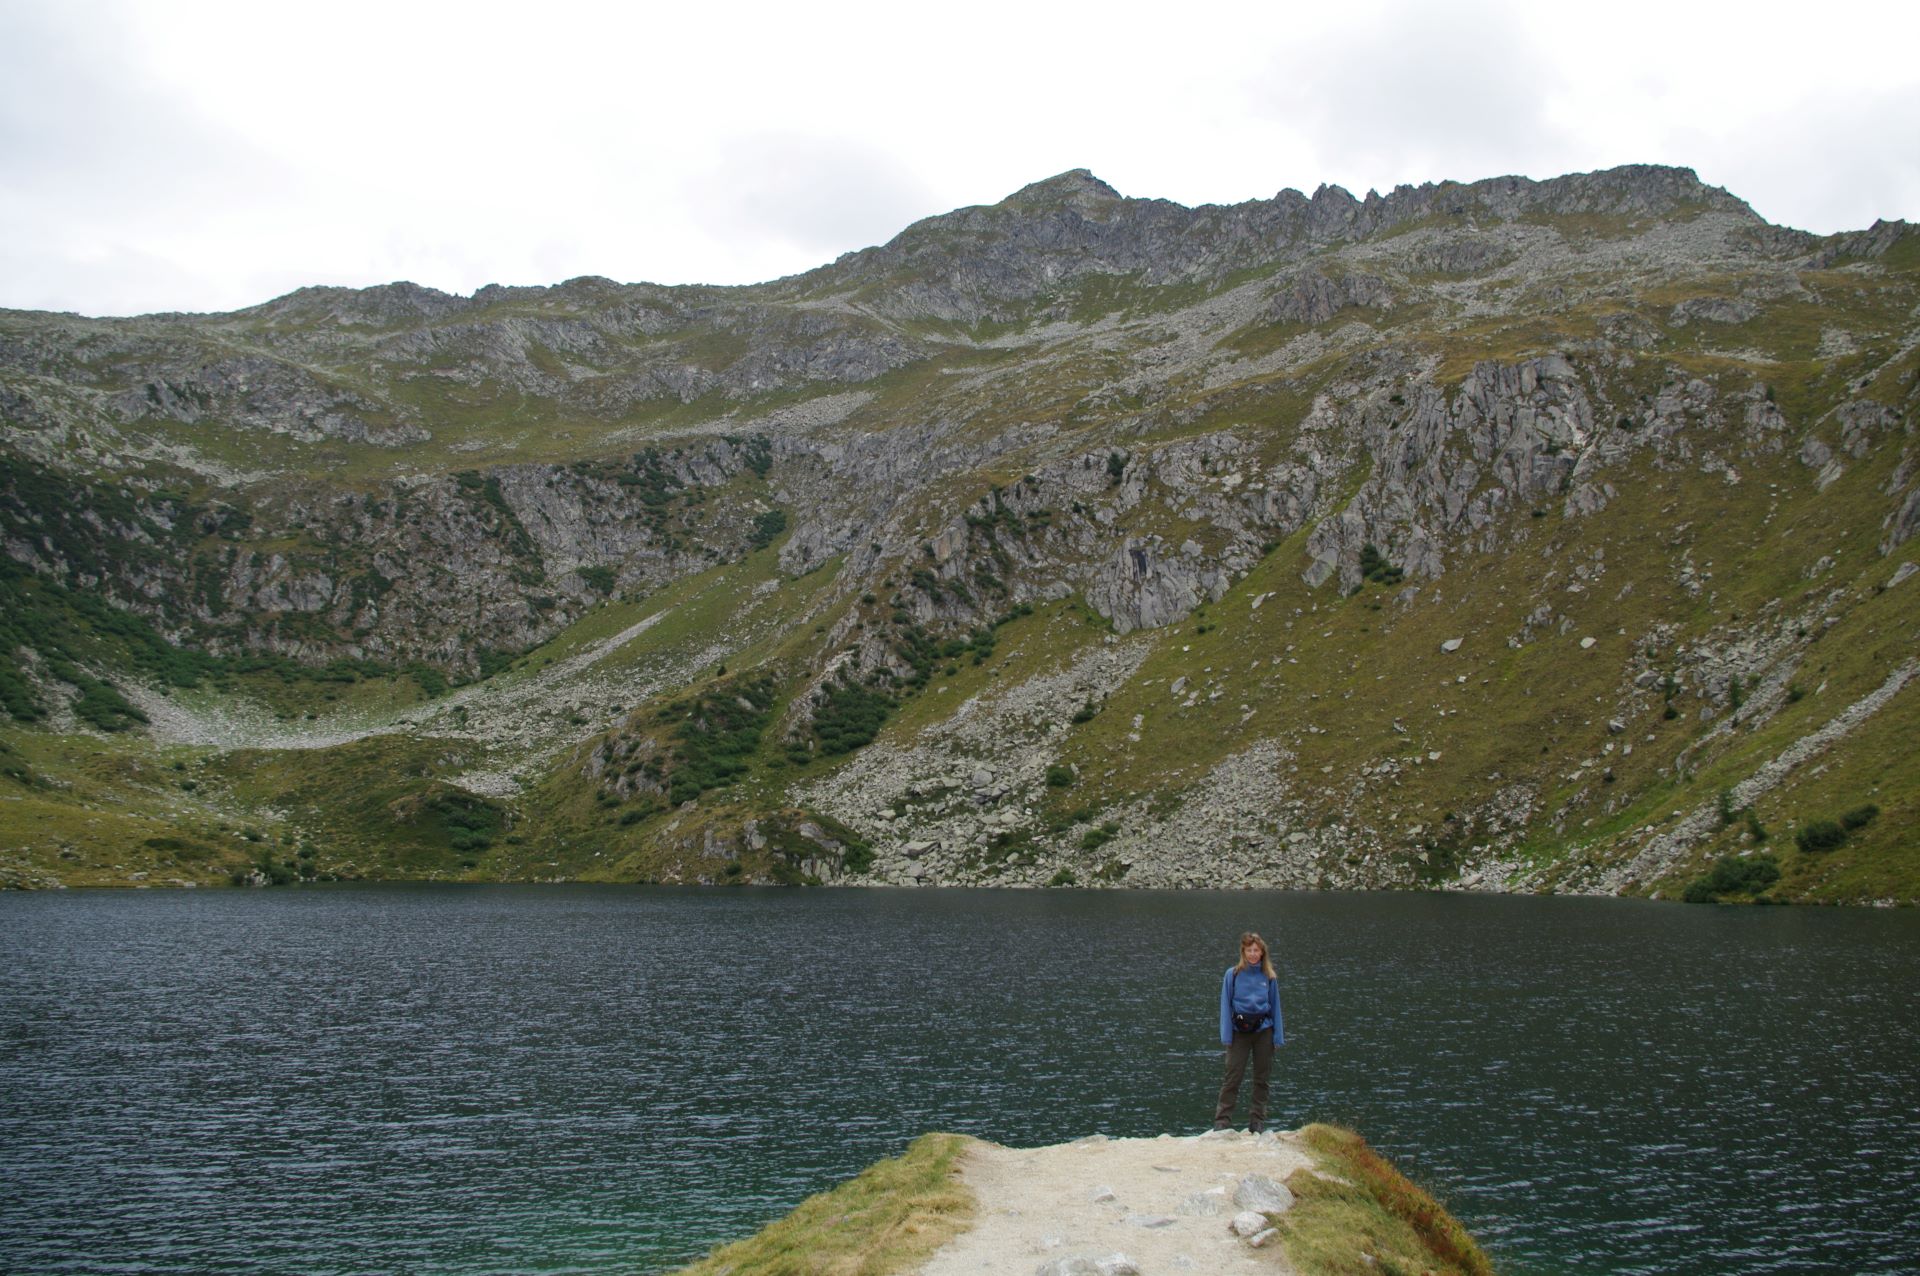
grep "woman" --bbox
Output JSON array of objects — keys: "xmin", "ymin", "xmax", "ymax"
[{"xmin": 1214, "ymin": 931, "xmax": 1284, "ymax": 1133}]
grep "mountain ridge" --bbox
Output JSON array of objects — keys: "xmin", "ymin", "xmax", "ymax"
[
  {"xmin": 4, "ymin": 162, "xmax": 1776, "ymax": 324},
  {"xmin": 1, "ymin": 162, "xmax": 1915, "ymax": 904}
]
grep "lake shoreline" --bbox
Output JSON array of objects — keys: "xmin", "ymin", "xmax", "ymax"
[{"xmin": 10, "ymin": 873, "xmax": 1917, "ymax": 909}]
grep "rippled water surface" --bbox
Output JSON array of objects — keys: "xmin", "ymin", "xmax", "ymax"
[{"xmin": 2, "ymin": 887, "xmax": 1917, "ymax": 1274}]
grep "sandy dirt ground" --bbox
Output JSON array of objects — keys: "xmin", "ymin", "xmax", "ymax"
[{"xmin": 917, "ymin": 1130, "xmax": 1310, "ymax": 1275}]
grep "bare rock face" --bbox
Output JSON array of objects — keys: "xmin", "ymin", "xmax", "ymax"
[
  {"xmin": 1263, "ymin": 269, "xmax": 1396, "ymax": 326},
  {"xmin": 116, "ymin": 353, "xmax": 429, "ymax": 446},
  {"xmin": 1670, "ymin": 297, "xmax": 1759, "ymax": 326},
  {"xmin": 1086, "ymin": 538, "xmax": 1228, "ymax": 634}
]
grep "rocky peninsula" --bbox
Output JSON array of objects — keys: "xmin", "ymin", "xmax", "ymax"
[{"xmin": 680, "ymin": 1125, "xmax": 1491, "ymax": 1275}]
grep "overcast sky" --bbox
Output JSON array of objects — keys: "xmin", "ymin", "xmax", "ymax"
[{"xmin": 3, "ymin": 0, "xmax": 1916, "ymax": 317}]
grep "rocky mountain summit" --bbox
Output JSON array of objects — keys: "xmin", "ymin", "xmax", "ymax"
[{"xmin": 1, "ymin": 164, "xmax": 1915, "ymax": 904}]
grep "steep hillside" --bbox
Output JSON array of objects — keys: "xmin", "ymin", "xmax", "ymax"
[{"xmin": 2, "ymin": 164, "xmax": 1915, "ymax": 903}]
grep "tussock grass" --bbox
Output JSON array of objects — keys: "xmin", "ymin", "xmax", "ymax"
[
  {"xmin": 0, "ymin": 728, "xmax": 263, "ymax": 886},
  {"xmin": 676, "ymin": 1132, "xmax": 976, "ymax": 1276},
  {"xmin": 1277, "ymin": 1123, "xmax": 1495, "ymax": 1276}
]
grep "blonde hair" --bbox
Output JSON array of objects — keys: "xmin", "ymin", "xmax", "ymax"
[{"xmin": 1235, "ymin": 931, "xmax": 1277, "ymax": 980}]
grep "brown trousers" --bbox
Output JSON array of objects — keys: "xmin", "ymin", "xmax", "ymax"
[{"xmin": 1213, "ymin": 1027, "xmax": 1275, "ymax": 1130}]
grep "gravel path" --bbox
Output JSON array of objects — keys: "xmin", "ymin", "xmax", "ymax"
[{"xmin": 918, "ymin": 1130, "xmax": 1309, "ymax": 1275}]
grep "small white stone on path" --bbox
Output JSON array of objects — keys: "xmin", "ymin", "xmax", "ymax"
[
  {"xmin": 1090, "ymin": 1185, "xmax": 1116, "ymax": 1203},
  {"xmin": 1231, "ymin": 1210, "xmax": 1269, "ymax": 1237},
  {"xmin": 1178, "ymin": 1187, "xmax": 1227, "ymax": 1216},
  {"xmin": 1036, "ymin": 1258, "xmax": 1101, "ymax": 1276},
  {"xmin": 1123, "ymin": 1213, "xmax": 1176, "ymax": 1228},
  {"xmin": 1247, "ymin": 1227, "xmax": 1279, "ymax": 1248}
]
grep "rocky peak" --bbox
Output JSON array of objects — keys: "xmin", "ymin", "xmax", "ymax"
[
  {"xmin": 240, "ymin": 280, "xmax": 472, "ymax": 329},
  {"xmin": 1002, "ymin": 168, "xmax": 1125, "ymax": 210},
  {"xmin": 1502, "ymin": 163, "xmax": 1754, "ymax": 219},
  {"xmin": 796, "ymin": 162, "xmax": 1771, "ymax": 324},
  {"xmin": 1808, "ymin": 218, "xmax": 1916, "ymax": 266}
]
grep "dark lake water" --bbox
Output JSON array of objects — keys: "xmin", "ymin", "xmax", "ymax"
[{"xmin": 2, "ymin": 886, "xmax": 1917, "ymax": 1275}]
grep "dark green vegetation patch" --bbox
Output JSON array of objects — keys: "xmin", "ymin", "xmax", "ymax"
[{"xmin": 1684, "ymin": 854, "xmax": 1782, "ymax": 903}]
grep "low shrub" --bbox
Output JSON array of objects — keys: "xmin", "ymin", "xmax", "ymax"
[
  {"xmin": 748, "ymin": 509, "xmax": 788, "ymax": 551},
  {"xmin": 812, "ymin": 677, "xmax": 895, "ymax": 756},
  {"xmin": 1080, "ymin": 821, "xmax": 1120, "ymax": 852},
  {"xmin": 575, "ymin": 565, "xmax": 616, "ymax": 594},
  {"xmin": 1044, "ymin": 805, "xmax": 1095, "ymax": 833},
  {"xmin": 1683, "ymin": 854, "xmax": 1780, "ymax": 903},
  {"xmin": 664, "ymin": 675, "xmax": 777, "ymax": 803},
  {"xmin": 1841, "ymin": 804, "xmax": 1880, "ymax": 831},
  {"xmin": 1795, "ymin": 820, "xmax": 1847, "ymax": 854},
  {"xmin": 1358, "ymin": 542, "xmax": 1404, "ymax": 587}
]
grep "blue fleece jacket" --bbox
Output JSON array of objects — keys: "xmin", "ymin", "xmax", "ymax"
[{"xmin": 1220, "ymin": 965, "xmax": 1283, "ymax": 1045}]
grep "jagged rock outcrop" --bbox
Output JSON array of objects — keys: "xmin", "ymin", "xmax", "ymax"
[{"xmin": 797, "ymin": 164, "xmax": 1764, "ymax": 325}]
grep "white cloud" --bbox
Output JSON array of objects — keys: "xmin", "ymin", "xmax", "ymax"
[
  {"xmin": 1719, "ymin": 87, "xmax": 1920, "ymax": 233},
  {"xmin": 1, "ymin": 0, "xmax": 1916, "ymax": 316},
  {"xmin": 690, "ymin": 134, "xmax": 934, "ymax": 260},
  {"xmin": 1247, "ymin": 2, "xmax": 1573, "ymax": 192}
]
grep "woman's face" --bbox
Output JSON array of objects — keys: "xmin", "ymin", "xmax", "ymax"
[{"xmin": 1242, "ymin": 939, "xmax": 1264, "ymax": 965}]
